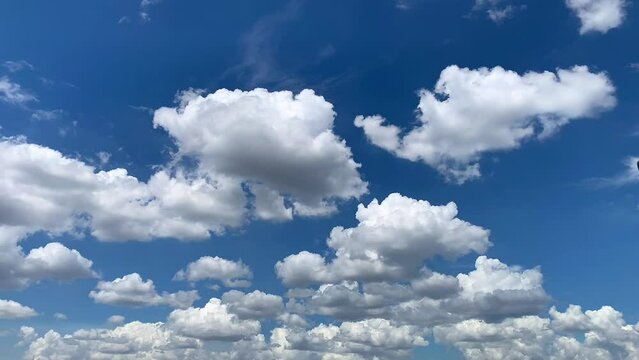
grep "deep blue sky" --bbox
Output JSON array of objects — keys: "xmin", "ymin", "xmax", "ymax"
[{"xmin": 0, "ymin": 0, "xmax": 638, "ymax": 359}]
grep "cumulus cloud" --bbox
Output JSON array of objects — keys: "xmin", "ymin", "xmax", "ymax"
[
  {"xmin": 89, "ymin": 273, "xmax": 199, "ymax": 309},
  {"xmin": 447, "ymin": 256, "xmax": 549, "ymax": 320},
  {"xmin": 153, "ymin": 88, "xmax": 367, "ymax": 216},
  {"xmin": 276, "ymin": 193, "xmax": 490, "ymax": 287},
  {"xmin": 168, "ymin": 298, "xmax": 261, "ymax": 341},
  {"xmin": 435, "ymin": 305, "xmax": 639, "ymax": 359},
  {"xmin": 355, "ymin": 65, "xmax": 616, "ymax": 183},
  {"xmin": 25, "ymin": 321, "xmax": 203, "ymax": 359},
  {"xmin": 0, "ymin": 235, "xmax": 96, "ymax": 290},
  {"xmin": 222, "ymin": 290, "xmax": 284, "ymax": 320},
  {"xmin": 18, "ymin": 326, "xmax": 38, "ymax": 346},
  {"xmin": 0, "ymin": 138, "xmax": 246, "ymax": 243},
  {"xmin": 0, "ymin": 299, "xmax": 37, "ymax": 319},
  {"xmin": 0, "ymin": 77, "xmax": 37, "ymax": 105},
  {"xmin": 566, "ymin": 0, "xmax": 627, "ymax": 34},
  {"xmin": 174, "ymin": 256, "xmax": 253, "ymax": 288}
]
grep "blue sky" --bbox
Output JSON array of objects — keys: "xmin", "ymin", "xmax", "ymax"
[{"xmin": 0, "ymin": 0, "xmax": 638, "ymax": 359}]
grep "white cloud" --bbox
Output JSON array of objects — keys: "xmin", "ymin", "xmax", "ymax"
[
  {"xmin": 434, "ymin": 316, "xmax": 553, "ymax": 359},
  {"xmin": 0, "ymin": 236, "xmax": 96, "ymax": 290},
  {"xmin": 168, "ymin": 298, "xmax": 261, "ymax": 341},
  {"xmin": 30, "ymin": 109, "xmax": 63, "ymax": 121},
  {"xmin": 566, "ymin": 0, "xmax": 627, "ymax": 34},
  {"xmin": 268, "ymin": 319, "xmax": 428, "ymax": 359},
  {"xmin": 435, "ymin": 305, "xmax": 639, "ymax": 359},
  {"xmin": 447, "ymin": 256, "xmax": 549, "ymax": 320},
  {"xmin": 222, "ymin": 290, "xmax": 284, "ymax": 320},
  {"xmin": 25, "ymin": 321, "xmax": 202, "ymax": 360},
  {"xmin": 585, "ymin": 156, "xmax": 639, "ymax": 187},
  {"xmin": 53, "ymin": 312, "xmax": 68, "ymax": 320},
  {"xmin": 2, "ymin": 60, "xmax": 34, "ymax": 73},
  {"xmin": 96, "ymin": 151, "xmax": 111, "ymax": 166},
  {"xmin": 18, "ymin": 326, "xmax": 37, "ymax": 346},
  {"xmin": 276, "ymin": 193, "xmax": 490, "ymax": 287},
  {"xmin": 139, "ymin": 0, "xmax": 161, "ymax": 22},
  {"xmin": 0, "ymin": 299, "xmax": 37, "ymax": 319},
  {"xmin": 107, "ymin": 315, "xmax": 126, "ymax": 326},
  {"xmin": 0, "ymin": 77, "xmax": 37, "ymax": 105},
  {"xmin": 153, "ymin": 88, "xmax": 367, "ymax": 216},
  {"xmin": 355, "ymin": 65, "xmax": 616, "ymax": 183},
  {"xmin": 0, "ymin": 138, "xmax": 246, "ymax": 243},
  {"xmin": 89, "ymin": 273, "xmax": 199, "ymax": 309},
  {"xmin": 174, "ymin": 256, "xmax": 253, "ymax": 288},
  {"xmin": 474, "ymin": 0, "xmax": 522, "ymax": 23}
]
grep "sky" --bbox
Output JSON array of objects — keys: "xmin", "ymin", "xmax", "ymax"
[{"xmin": 0, "ymin": 0, "xmax": 638, "ymax": 359}]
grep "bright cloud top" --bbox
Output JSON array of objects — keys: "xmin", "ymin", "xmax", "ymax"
[
  {"xmin": 153, "ymin": 88, "xmax": 368, "ymax": 217},
  {"xmin": 0, "ymin": 299, "xmax": 37, "ymax": 319},
  {"xmin": 174, "ymin": 256, "xmax": 253, "ymax": 288},
  {"xmin": 355, "ymin": 65, "xmax": 616, "ymax": 183},
  {"xmin": 566, "ymin": 0, "xmax": 627, "ymax": 34},
  {"xmin": 89, "ymin": 273, "xmax": 199, "ymax": 309},
  {"xmin": 276, "ymin": 193, "xmax": 490, "ymax": 287}
]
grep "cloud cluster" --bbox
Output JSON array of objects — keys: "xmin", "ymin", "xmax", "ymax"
[
  {"xmin": 154, "ymin": 88, "xmax": 367, "ymax": 217},
  {"xmin": 89, "ymin": 273, "xmax": 199, "ymax": 309},
  {"xmin": 17, "ymin": 193, "xmax": 639, "ymax": 360},
  {"xmin": 276, "ymin": 193, "xmax": 490, "ymax": 287},
  {"xmin": 434, "ymin": 304, "xmax": 639, "ymax": 359},
  {"xmin": 355, "ymin": 65, "xmax": 615, "ymax": 183},
  {"xmin": 566, "ymin": 0, "xmax": 627, "ymax": 34}
]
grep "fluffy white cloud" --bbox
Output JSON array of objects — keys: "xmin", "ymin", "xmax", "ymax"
[
  {"xmin": 89, "ymin": 273, "xmax": 199, "ymax": 309},
  {"xmin": 291, "ymin": 256, "xmax": 547, "ymax": 325},
  {"xmin": 0, "ymin": 138, "xmax": 246, "ymax": 244},
  {"xmin": 0, "ymin": 299, "xmax": 37, "ymax": 319},
  {"xmin": 174, "ymin": 256, "xmax": 253, "ymax": 288},
  {"xmin": 24, "ymin": 321, "xmax": 203, "ymax": 360},
  {"xmin": 18, "ymin": 326, "xmax": 38, "ymax": 347},
  {"xmin": 0, "ymin": 234, "xmax": 96, "ymax": 290},
  {"xmin": 222, "ymin": 290, "xmax": 284, "ymax": 320},
  {"xmin": 0, "ymin": 77, "xmax": 36, "ymax": 105},
  {"xmin": 276, "ymin": 193, "xmax": 490, "ymax": 287},
  {"xmin": 434, "ymin": 316, "xmax": 553, "ymax": 359},
  {"xmin": 153, "ymin": 88, "xmax": 367, "ymax": 216},
  {"xmin": 434, "ymin": 304, "xmax": 639, "ymax": 359},
  {"xmin": 566, "ymin": 0, "xmax": 627, "ymax": 34},
  {"xmin": 168, "ymin": 298, "xmax": 261, "ymax": 341},
  {"xmin": 21, "ymin": 242, "xmax": 96, "ymax": 281},
  {"xmin": 268, "ymin": 319, "xmax": 428, "ymax": 359},
  {"xmin": 355, "ymin": 66, "xmax": 615, "ymax": 183}
]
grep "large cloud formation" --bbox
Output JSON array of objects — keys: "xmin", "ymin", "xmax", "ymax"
[
  {"xmin": 153, "ymin": 88, "xmax": 367, "ymax": 217},
  {"xmin": 355, "ymin": 65, "xmax": 615, "ymax": 183},
  {"xmin": 276, "ymin": 193, "xmax": 491, "ymax": 287},
  {"xmin": 566, "ymin": 0, "xmax": 627, "ymax": 34},
  {"xmin": 19, "ymin": 193, "xmax": 639, "ymax": 359}
]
